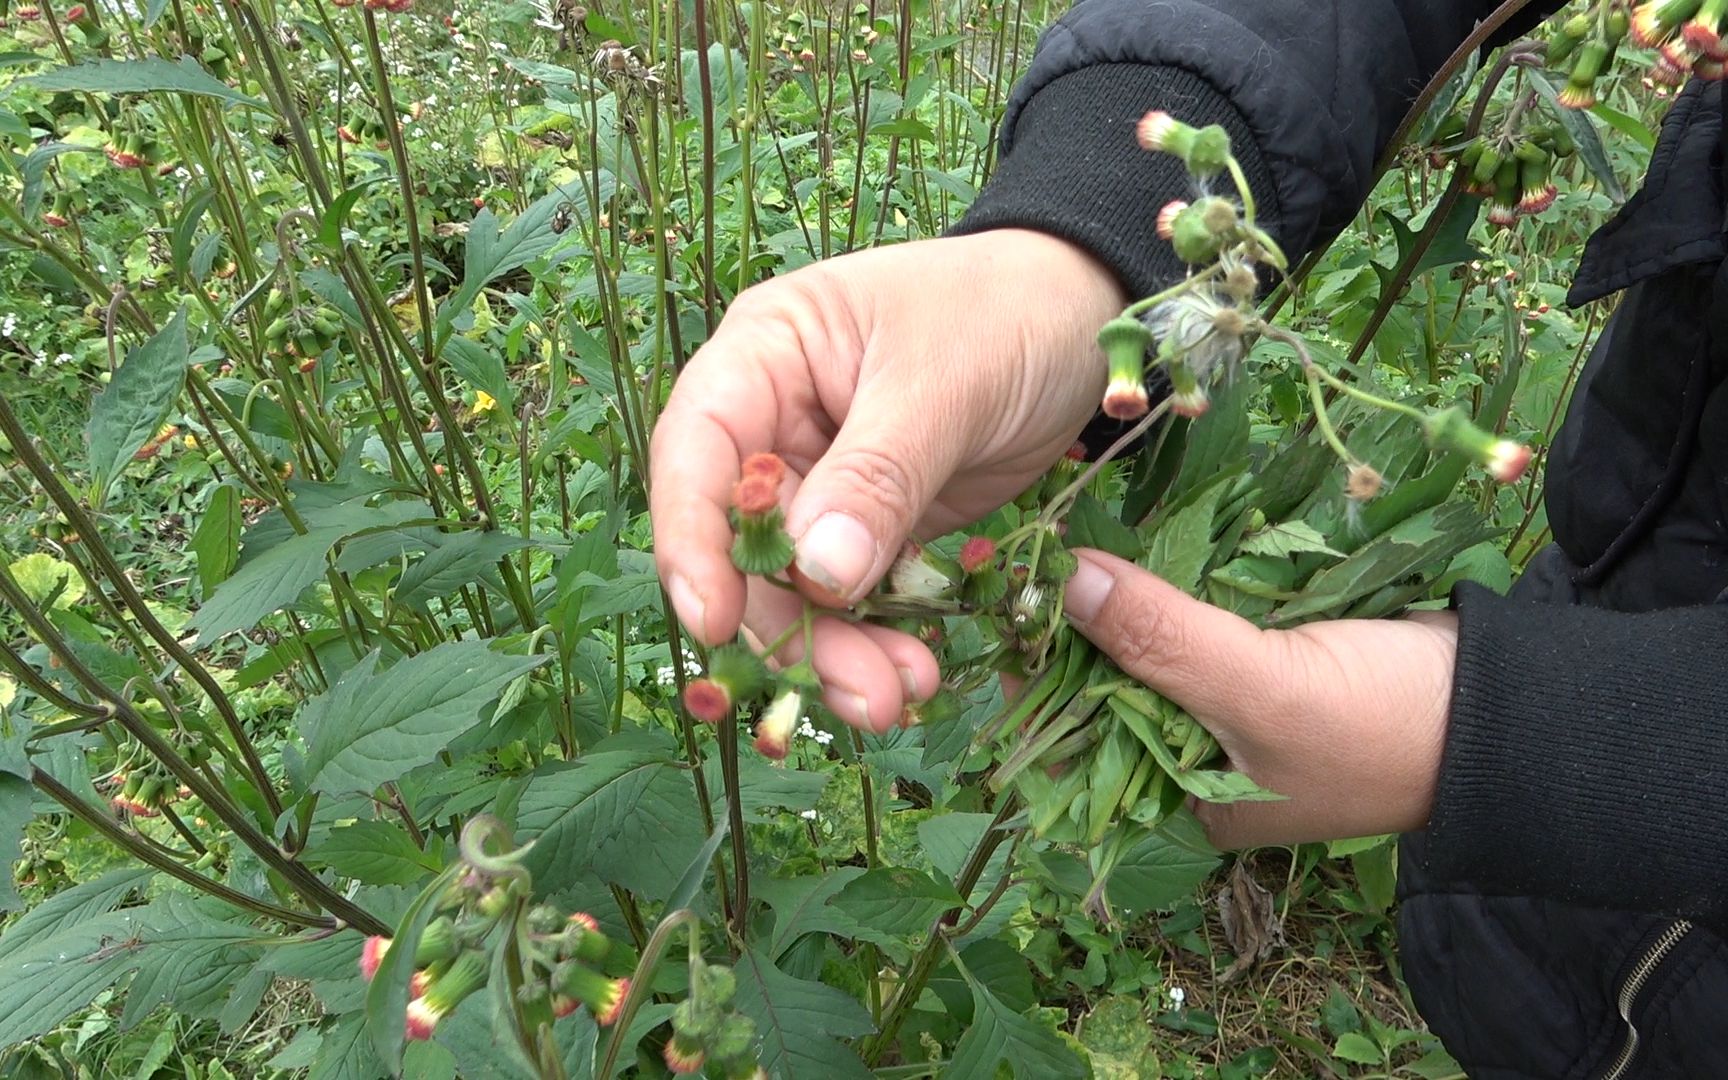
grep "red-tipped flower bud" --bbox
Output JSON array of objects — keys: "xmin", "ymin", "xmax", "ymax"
[
  {"xmin": 683, "ymin": 678, "xmax": 731, "ymax": 723},
  {"xmin": 958, "ymin": 536, "xmax": 997, "ymax": 574},
  {"xmin": 1155, "ymin": 200, "xmax": 1189, "ymax": 241},
  {"xmin": 752, "ymin": 690, "xmax": 803, "ymax": 761},
  {"xmin": 554, "ymin": 962, "xmax": 630, "ymax": 1026},
  {"xmin": 360, "ymin": 935, "xmax": 391, "ymax": 981}
]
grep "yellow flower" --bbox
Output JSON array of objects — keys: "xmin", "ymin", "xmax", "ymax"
[{"xmin": 474, "ymin": 390, "xmax": 498, "ymax": 413}]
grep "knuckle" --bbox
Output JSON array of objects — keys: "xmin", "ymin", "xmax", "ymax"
[
  {"xmin": 833, "ymin": 444, "xmax": 922, "ymax": 522},
  {"xmin": 1112, "ymin": 596, "xmax": 1199, "ymax": 681}
]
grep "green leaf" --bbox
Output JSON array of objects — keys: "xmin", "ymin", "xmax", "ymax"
[
  {"xmin": 7, "ymin": 552, "xmax": 84, "ymax": 609},
  {"xmin": 394, "ymin": 531, "xmax": 534, "ymax": 609},
  {"xmin": 87, "ymin": 308, "xmax": 189, "ymax": 507},
  {"xmin": 1239, "ymin": 520, "xmax": 1342, "ymax": 560},
  {"xmin": 0, "ymin": 774, "xmax": 30, "ymax": 912},
  {"xmin": 732, "ymin": 948, "xmax": 875, "ymax": 1080},
  {"xmin": 1209, "ymin": 556, "xmax": 1299, "ymax": 600},
  {"xmin": 663, "ymin": 820, "xmax": 728, "ymax": 915},
  {"xmin": 1530, "ymin": 69, "xmax": 1627, "ymax": 203},
  {"xmin": 1351, "ymin": 844, "xmax": 1398, "ymax": 915},
  {"xmin": 1067, "ymin": 494, "xmax": 1141, "ymax": 561},
  {"xmin": 191, "ymin": 484, "xmax": 242, "ymax": 598},
  {"xmin": 1105, "ymin": 819, "xmax": 1220, "ymax": 917},
  {"xmin": 1142, "ymin": 475, "xmax": 1230, "ymax": 595},
  {"xmin": 313, "ymin": 820, "xmax": 444, "ymax": 886},
  {"xmin": 563, "ymin": 571, "xmax": 662, "ymax": 624},
  {"xmin": 320, "ymin": 179, "xmax": 386, "ymax": 251},
  {"xmin": 188, "ymin": 499, "xmax": 430, "ymax": 645},
  {"xmin": 828, "ymin": 867, "xmax": 962, "ymax": 947},
  {"xmin": 758, "ymin": 866, "xmax": 869, "ymax": 960},
  {"xmin": 516, "ymin": 749, "xmax": 705, "ymax": 901},
  {"xmin": 20, "ymin": 142, "xmax": 99, "ymax": 218},
  {"xmin": 0, "ymin": 907, "xmax": 149, "ymax": 1047},
  {"xmin": 117, "ymin": 895, "xmax": 266, "ymax": 1028},
  {"xmin": 300, "ymin": 640, "xmax": 544, "ymax": 795},
  {"xmin": 443, "ymin": 337, "xmax": 514, "ymax": 415},
  {"xmin": 440, "ymin": 182, "xmax": 599, "ymax": 333},
  {"xmin": 702, "ymin": 750, "xmax": 828, "ymax": 824},
  {"xmin": 1275, "ymin": 503, "xmax": 1495, "ymax": 622},
  {"xmin": 1332, "ymin": 1032, "xmax": 1383, "ymax": 1066},
  {"xmin": 944, "ymin": 950, "xmax": 1088, "ymax": 1079},
  {"xmin": 26, "ymin": 57, "xmax": 266, "ymax": 107},
  {"xmin": 0, "ymin": 868, "xmax": 151, "ymax": 965}
]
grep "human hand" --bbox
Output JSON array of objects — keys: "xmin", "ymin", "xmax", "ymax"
[
  {"xmin": 650, "ymin": 229, "xmax": 1126, "ymax": 732},
  {"xmin": 1062, "ymin": 550, "xmax": 1457, "ymax": 848}
]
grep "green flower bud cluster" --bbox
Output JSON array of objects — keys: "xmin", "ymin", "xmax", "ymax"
[
  {"xmin": 664, "ymin": 961, "xmax": 763, "ymax": 1078},
  {"xmin": 261, "ymin": 288, "xmax": 343, "ymax": 372}
]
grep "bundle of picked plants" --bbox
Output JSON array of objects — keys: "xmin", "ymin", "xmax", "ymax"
[{"xmin": 688, "ymin": 116, "xmax": 1533, "ymax": 919}]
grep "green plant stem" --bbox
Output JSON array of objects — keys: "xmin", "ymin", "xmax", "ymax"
[
  {"xmin": 0, "ymin": 565, "xmax": 386, "ymax": 934},
  {"xmin": 31, "ymin": 769, "xmax": 332, "ymax": 929},
  {"xmin": 0, "ymin": 400, "xmax": 284, "ymax": 817},
  {"xmin": 597, "ymin": 908, "xmax": 700, "ymax": 1077},
  {"xmin": 862, "ymin": 795, "xmax": 1020, "ymax": 1064}
]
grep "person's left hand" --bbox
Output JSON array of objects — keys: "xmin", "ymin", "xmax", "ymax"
[{"xmin": 1061, "ymin": 549, "xmax": 1458, "ymax": 849}]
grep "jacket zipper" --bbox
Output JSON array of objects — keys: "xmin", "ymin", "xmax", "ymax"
[{"xmin": 1598, "ymin": 920, "xmax": 1694, "ymax": 1080}]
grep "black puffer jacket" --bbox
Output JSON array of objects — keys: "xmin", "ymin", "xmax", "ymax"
[{"xmin": 955, "ymin": 4, "xmax": 1728, "ymax": 1077}]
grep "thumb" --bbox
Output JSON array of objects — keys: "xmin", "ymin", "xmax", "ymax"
[
  {"xmin": 1061, "ymin": 549, "xmax": 1274, "ymax": 722},
  {"xmin": 786, "ymin": 378, "xmax": 964, "ymax": 605}
]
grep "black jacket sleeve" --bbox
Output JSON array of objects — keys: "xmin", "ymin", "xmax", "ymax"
[
  {"xmin": 953, "ymin": 0, "xmax": 1728, "ymax": 932},
  {"xmin": 953, "ymin": 1, "xmax": 1554, "ymax": 299}
]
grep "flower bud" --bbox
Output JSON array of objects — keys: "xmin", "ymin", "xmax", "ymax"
[
  {"xmin": 1097, "ymin": 316, "xmax": 1153, "ymax": 420},
  {"xmin": 1345, "ymin": 463, "xmax": 1384, "ymax": 502},
  {"xmin": 405, "ymin": 950, "xmax": 489, "ymax": 1040},
  {"xmin": 1424, "ymin": 406, "xmax": 1533, "ymax": 484},
  {"xmin": 1155, "ymin": 199, "xmax": 1188, "ymax": 241},
  {"xmin": 564, "ymin": 911, "xmax": 612, "ymax": 963},
  {"xmin": 729, "ymin": 455, "xmax": 794, "ymax": 575},
  {"xmin": 682, "ymin": 679, "xmax": 732, "ymax": 723},
  {"xmin": 888, "ymin": 541, "xmax": 952, "ymax": 599},
  {"xmin": 1685, "ymin": 0, "xmax": 1728, "ymax": 56},
  {"xmin": 360, "ymin": 935, "xmax": 391, "ymax": 981},
  {"xmin": 1559, "ymin": 43, "xmax": 1609, "ymax": 109},
  {"xmin": 1167, "ymin": 361, "xmax": 1210, "ymax": 418},
  {"xmin": 957, "ymin": 536, "xmax": 997, "ymax": 575},
  {"xmin": 752, "ymin": 690, "xmax": 803, "ymax": 761},
  {"xmin": 663, "ymin": 1032, "xmax": 707, "ymax": 1074},
  {"xmin": 553, "ymin": 962, "xmax": 629, "ymax": 1026}
]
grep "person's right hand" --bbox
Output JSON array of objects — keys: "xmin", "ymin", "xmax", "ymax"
[{"xmin": 649, "ymin": 228, "xmax": 1127, "ymax": 734}]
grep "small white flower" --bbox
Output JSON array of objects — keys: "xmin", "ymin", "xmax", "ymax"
[
  {"xmin": 1168, "ymin": 986, "xmax": 1186, "ymax": 1007},
  {"xmin": 798, "ymin": 809, "xmax": 818, "ymax": 821},
  {"xmin": 656, "ymin": 665, "xmax": 677, "ymax": 687}
]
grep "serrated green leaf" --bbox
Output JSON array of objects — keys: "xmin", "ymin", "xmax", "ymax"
[
  {"xmin": 1240, "ymin": 520, "xmax": 1342, "ymax": 560},
  {"xmin": 1067, "ymin": 494, "xmax": 1141, "ymax": 561},
  {"xmin": 7, "ymin": 552, "xmax": 84, "ymax": 609},
  {"xmin": 0, "ymin": 907, "xmax": 153, "ymax": 1047},
  {"xmin": 758, "ymin": 866, "xmax": 869, "ymax": 960},
  {"xmin": 828, "ymin": 867, "xmax": 962, "ymax": 947},
  {"xmin": 944, "ymin": 950, "xmax": 1088, "ymax": 1079},
  {"xmin": 191, "ymin": 484, "xmax": 242, "ymax": 598},
  {"xmin": 300, "ymin": 640, "xmax": 545, "ymax": 794},
  {"xmin": 87, "ymin": 308, "xmax": 189, "ymax": 507},
  {"xmin": 1142, "ymin": 476, "xmax": 1230, "ymax": 595},
  {"xmin": 732, "ymin": 948, "xmax": 875, "ymax": 1080},
  {"xmin": 439, "ymin": 182, "xmax": 600, "ymax": 334},
  {"xmin": 515, "ymin": 749, "xmax": 705, "ymax": 901},
  {"xmin": 1208, "ymin": 555, "xmax": 1299, "ymax": 600},
  {"xmin": 1276, "ymin": 503, "xmax": 1494, "ymax": 622},
  {"xmin": 394, "ymin": 531, "xmax": 534, "ymax": 609},
  {"xmin": 118, "ymin": 895, "xmax": 267, "ymax": 1029},
  {"xmin": 27, "ymin": 57, "xmax": 266, "ymax": 107},
  {"xmin": 189, "ymin": 499, "xmax": 431, "ymax": 645},
  {"xmin": 313, "ymin": 1012, "xmax": 389, "ymax": 1080},
  {"xmin": 313, "ymin": 820, "xmax": 444, "ymax": 886},
  {"xmin": 443, "ymin": 336, "xmax": 514, "ymax": 415},
  {"xmin": 320, "ymin": 180, "xmax": 386, "ymax": 251},
  {"xmin": 563, "ymin": 571, "xmax": 662, "ymax": 624},
  {"xmin": 702, "ymin": 750, "xmax": 829, "ymax": 824},
  {"xmin": 1105, "ymin": 818, "xmax": 1220, "ymax": 917}
]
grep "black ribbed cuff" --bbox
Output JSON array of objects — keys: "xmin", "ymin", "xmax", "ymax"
[
  {"xmin": 952, "ymin": 63, "xmax": 1279, "ymax": 303},
  {"xmin": 1426, "ymin": 584, "xmax": 1728, "ymax": 930}
]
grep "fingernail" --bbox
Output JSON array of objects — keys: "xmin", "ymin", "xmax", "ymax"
[
  {"xmin": 844, "ymin": 691, "xmax": 872, "ymax": 729},
  {"xmin": 1064, "ymin": 557, "xmax": 1115, "ymax": 624},
  {"xmin": 668, "ymin": 574, "xmax": 708, "ymax": 641},
  {"xmin": 795, "ymin": 512, "xmax": 877, "ymax": 601},
  {"xmin": 897, "ymin": 665, "xmax": 920, "ymax": 698}
]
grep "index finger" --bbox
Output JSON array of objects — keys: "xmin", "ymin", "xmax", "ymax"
[{"xmin": 649, "ymin": 332, "xmax": 782, "ymax": 647}]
